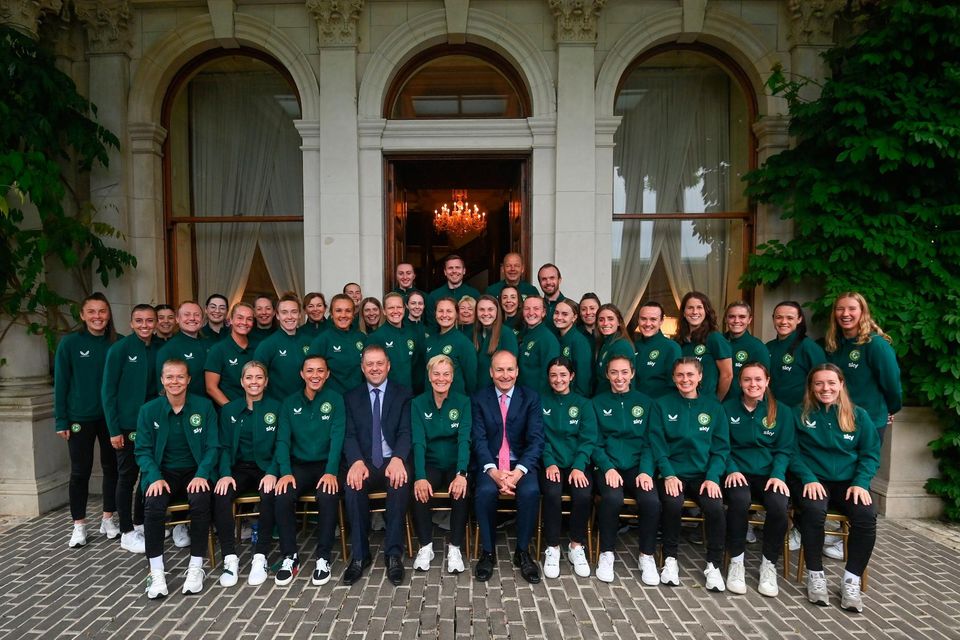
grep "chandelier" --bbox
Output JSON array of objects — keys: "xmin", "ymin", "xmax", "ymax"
[{"xmin": 434, "ymin": 190, "xmax": 486, "ymax": 239}]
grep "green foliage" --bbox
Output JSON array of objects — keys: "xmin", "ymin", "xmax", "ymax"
[
  {"xmin": 741, "ymin": 1, "xmax": 960, "ymax": 518},
  {"xmin": 0, "ymin": 25, "xmax": 136, "ymax": 349}
]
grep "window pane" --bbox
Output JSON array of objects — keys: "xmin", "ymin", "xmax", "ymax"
[
  {"xmin": 613, "ymin": 50, "xmax": 750, "ymax": 214},
  {"xmin": 611, "ymin": 218, "xmax": 745, "ymax": 324}
]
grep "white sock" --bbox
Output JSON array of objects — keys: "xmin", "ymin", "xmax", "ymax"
[
  {"xmin": 148, "ymin": 556, "xmax": 164, "ymax": 571},
  {"xmin": 843, "ymin": 570, "xmax": 860, "ymax": 584},
  {"xmin": 189, "ymin": 555, "xmax": 203, "ymax": 568},
  {"xmin": 731, "ymin": 553, "xmax": 745, "ymax": 564}
]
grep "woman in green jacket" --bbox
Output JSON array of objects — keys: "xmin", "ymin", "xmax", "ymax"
[
  {"xmin": 540, "ymin": 357, "xmax": 598, "ymax": 580},
  {"xmin": 54, "ymin": 292, "xmax": 120, "ymax": 548},
  {"xmin": 765, "ymin": 301, "xmax": 826, "ymax": 407},
  {"xmin": 650, "ymin": 357, "xmax": 730, "ymax": 591},
  {"xmin": 791, "ymin": 364, "xmax": 880, "ymax": 613},
  {"xmin": 473, "ymin": 295, "xmax": 518, "ymax": 390},
  {"xmin": 425, "ymin": 297, "xmax": 478, "ymax": 395},
  {"xmin": 553, "ymin": 299, "xmax": 593, "ymax": 397},
  {"xmin": 300, "ymin": 292, "xmax": 329, "ymax": 339},
  {"xmin": 825, "ymin": 292, "xmax": 902, "ymax": 443},
  {"xmin": 721, "ymin": 362, "xmax": 794, "ymax": 598},
  {"xmin": 675, "ymin": 291, "xmax": 733, "ymax": 400},
  {"xmin": 593, "ymin": 304, "xmax": 636, "ymax": 396},
  {"xmin": 410, "ymin": 355, "xmax": 472, "ymax": 574},
  {"xmin": 592, "ymin": 355, "xmax": 658, "ymax": 584},
  {"xmin": 723, "ymin": 301, "xmax": 770, "ymax": 400}
]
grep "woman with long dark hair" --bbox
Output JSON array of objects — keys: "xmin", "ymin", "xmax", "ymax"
[
  {"xmin": 473, "ymin": 295, "xmax": 518, "ymax": 389},
  {"xmin": 675, "ymin": 292, "xmax": 733, "ymax": 400},
  {"xmin": 765, "ymin": 301, "xmax": 826, "ymax": 407},
  {"xmin": 593, "ymin": 303, "xmax": 636, "ymax": 396}
]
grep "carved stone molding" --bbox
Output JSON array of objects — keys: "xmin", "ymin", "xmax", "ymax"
[
  {"xmin": 73, "ymin": 0, "xmax": 130, "ymax": 54},
  {"xmin": 788, "ymin": 0, "xmax": 845, "ymax": 46},
  {"xmin": 548, "ymin": 0, "xmax": 606, "ymax": 44},
  {"xmin": 0, "ymin": 0, "xmax": 63, "ymax": 37},
  {"xmin": 305, "ymin": 0, "xmax": 363, "ymax": 48}
]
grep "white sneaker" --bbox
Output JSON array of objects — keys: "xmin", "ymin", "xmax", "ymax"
[
  {"xmin": 660, "ymin": 557, "xmax": 680, "ymax": 586},
  {"xmin": 99, "ymin": 517, "xmax": 120, "ymax": 540},
  {"xmin": 172, "ymin": 524, "xmax": 191, "ymax": 549},
  {"xmin": 758, "ymin": 557, "xmax": 779, "ymax": 597},
  {"xmin": 120, "ymin": 530, "xmax": 145, "ymax": 554},
  {"xmin": 807, "ymin": 570, "xmax": 829, "ymax": 606},
  {"xmin": 220, "ymin": 554, "xmax": 239, "ymax": 587},
  {"xmin": 248, "ymin": 553, "xmax": 269, "ymax": 585},
  {"xmin": 638, "ymin": 554, "xmax": 659, "ymax": 586},
  {"xmin": 704, "ymin": 562, "xmax": 725, "ymax": 592},
  {"xmin": 596, "ymin": 551, "xmax": 615, "ymax": 583},
  {"xmin": 68, "ymin": 524, "xmax": 87, "ymax": 548},
  {"xmin": 788, "ymin": 527, "xmax": 801, "ymax": 552},
  {"xmin": 145, "ymin": 569, "xmax": 168, "ymax": 599},
  {"xmin": 543, "ymin": 546, "xmax": 561, "ymax": 579},
  {"xmin": 726, "ymin": 560, "xmax": 746, "ymax": 594},
  {"xmin": 840, "ymin": 577, "xmax": 863, "ymax": 613},
  {"xmin": 182, "ymin": 565, "xmax": 205, "ymax": 594},
  {"xmin": 823, "ymin": 537, "xmax": 845, "ymax": 560},
  {"xmin": 413, "ymin": 543, "xmax": 435, "ymax": 571},
  {"xmin": 312, "ymin": 557, "xmax": 332, "ymax": 586},
  {"xmin": 446, "ymin": 545, "xmax": 465, "ymax": 574},
  {"xmin": 746, "ymin": 523, "xmax": 758, "ymax": 544},
  {"xmin": 568, "ymin": 545, "xmax": 590, "ymax": 578}
]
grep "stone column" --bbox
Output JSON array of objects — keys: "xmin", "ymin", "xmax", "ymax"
[
  {"xmin": 75, "ymin": 0, "xmax": 137, "ymax": 315},
  {"xmin": 593, "ymin": 115, "xmax": 621, "ymax": 303},
  {"xmin": 872, "ymin": 406, "xmax": 944, "ymax": 518},
  {"xmin": 0, "ymin": 0, "xmax": 69, "ymax": 516},
  {"xmin": 788, "ymin": 0, "xmax": 844, "ymax": 101},
  {"xmin": 306, "ymin": 1, "xmax": 366, "ymax": 294},
  {"xmin": 528, "ymin": 114, "xmax": 557, "ymax": 274},
  {"xmin": 549, "ymin": 0, "xmax": 605, "ymax": 297}
]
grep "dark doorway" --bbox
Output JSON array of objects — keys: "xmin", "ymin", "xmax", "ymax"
[{"xmin": 385, "ymin": 156, "xmax": 529, "ymax": 293}]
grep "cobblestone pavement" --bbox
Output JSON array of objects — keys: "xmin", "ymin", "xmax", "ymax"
[{"xmin": 2, "ymin": 505, "xmax": 959, "ymax": 640}]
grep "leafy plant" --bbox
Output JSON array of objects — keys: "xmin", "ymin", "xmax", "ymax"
[
  {"xmin": 741, "ymin": 1, "xmax": 960, "ymax": 518},
  {"xmin": 0, "ymin": 25, "xmax": 136, "ymax": 351}
]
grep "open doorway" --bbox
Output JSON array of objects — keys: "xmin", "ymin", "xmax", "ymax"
[{"xmin": 384, "ymin": 156, "xmax": 529, "ymax": 292}]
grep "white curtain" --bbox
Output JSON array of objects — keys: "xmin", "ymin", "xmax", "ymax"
[
  {"xmin": 613, "ymin": 68, "xmax": 732, "ymax": 318},
  {"xmin": 191, "ymin": 72, "xmax": 303, "ymax": 304}
]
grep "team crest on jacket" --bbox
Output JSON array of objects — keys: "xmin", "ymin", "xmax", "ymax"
[
  {"xmin": 303, "ymin": 345, "xmax": 310, "ymax": 354},
  {"xmin": 631, "ymin": 406, "xmax": 644, "ymax": 418},
  {"xmin": 448, "ymin": 409, "xmax": 460, "ymax": 421},
  {"xmin": 442, "ymin": 345, "xmax": 453, "ymax": 355},
  {"xmin": 568, "ymin": 406, "xmax": 579, "ymax": 418},
  {"xmin": 697, "ymin": 413, "xmax": 711, "ymax": 426},
  {"xmin": 189, "ymin": 414, "xmax": 202, "ymax": 427},
  {"xmin": 355, "ymin": 341, "xmax": 363, "ymax": 351},
  {"xmin": 761, "ymin": 416, "xmax": 775, "ymax": 428},
  {"xmin": 694, "ymin": 344, "xmax": 706, "ymax": 356},
  {"xmin": 649, "ymin": 350, "xmax": 660, "ymax": 360},
  {"xmin": 526, "ymin": 341, "xmax": 535, "ymax": 351},
  {"xmin": 562, "ymin": 346, "xmax": 571, "ymax": 357},
  {"xmin": 735, "ymin": 350, "xmax": 748, "ymax": 362},
  {"xmin": 320, "ymin": 402, "xmax": 333, "ymax": 414},
  {"xmin": 407, "ymin": 339, "xmax": 415, "ymax": 351},
  {"xmin": 70, "ymin": 423, "xmax": 81, "ymax": 433},
  {"xmin": 782, "ymin": 354, "xmax": 795, "ymax": 365},
  {"xmin": 850, "ymin": 350, "xmax": 861, "ymax": 362},
  {"xmin": 264, "ymin": 413, "xmax": 277, "ymax": 425}
]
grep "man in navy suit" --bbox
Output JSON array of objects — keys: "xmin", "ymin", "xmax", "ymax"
[
  {"xmin": 342, "ymin": 344, "xmax": 413, "ymax": 585},
  {"xmin": 472, "ymin": 350, "xmax": 545, "ymax": 583}
]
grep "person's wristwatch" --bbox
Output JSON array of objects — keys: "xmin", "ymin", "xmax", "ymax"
[{"xmin": 456, "ymin": 470, "xmax": 468, "ymax": 479}]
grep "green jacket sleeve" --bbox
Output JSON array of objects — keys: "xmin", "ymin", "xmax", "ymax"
[
  {"xmin": 705, "ymin": 405, "xmax": 730, "ymax": 484},
  {"xmin": 217, "ymin": 409, "xmax": 234, "ymax": 478},
  {"xmin": 648, "ymin": 401, "xmax": 676, "ymax": 478},
  {"xmin": 869, "ymin": 336, "xmax": 903, "ymax": 415},
  {"xmin": 541, "ymin": 409, "xmax": 559, "ymax": 470},
  {"xmin": 325, "ymin": 402, "xmax": 346, "ymax": 477},
  {"xmin": 53, "ymin": 338, "xmax": 71, "ymax": 432},
  {"xmin": 411, "ymin": 401, "xmax": 427, "ymax": 480},
  {"xmin": 573, "ymin": 399, "xmax": 598, "ymax": 471},
  {"xmin": 460, "ymin": 339, "xmax": 479, "ymax": 394},
  {"xmin": 274, "ymin": 403, "xmax": 293, "ymax": 477},
  {"xmin": 852, "ymin": 408, "xmax": 881, "ymax": 489},
  {"xmin": 101, "ymin": 342, "xmax": 123, "ymax": 437},
  {"xmin": 789, "ymin": 422, "xmax": 819, "ymax": 486},
  {"xmin": 769, "ymin": 404, "xmax": 797, "ymax": 481},
  {"xmin": 196, "ymin": 403, "xmax": 220, "ymax": 481},
  {"xmin": 134, "ymin": 404, "xmax": 163, "ymax": 488},
  {"xmin": 590, "ymin": 401, "xmax": 614, "ymax": 473},
  {"xmin": 456, "ymin": 401, "xmax": 472, "ymax": 473}
]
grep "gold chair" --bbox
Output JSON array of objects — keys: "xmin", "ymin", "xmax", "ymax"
[{"xmin": 165, "ymin": 501, "xmax": 216, "ymax": 565}]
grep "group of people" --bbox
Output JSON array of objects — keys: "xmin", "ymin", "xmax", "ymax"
[{"xmin": 53, "ymin": 252, "xmax": 901, "ymax": 613}]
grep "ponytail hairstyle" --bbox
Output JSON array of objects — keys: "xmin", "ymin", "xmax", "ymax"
[
  {"xmin": 739, "ymin": 362, "xmax": 778, "ymax": 427},
  {"xmin": 824, "ymin": 291, "xmax": 892, "ymax": 353},
  {"xmin": 801, "ymin": 363, "xmax": 856, "ymax": 432},
  {"xmin": 773, "ymin": 301, "xmax": 808, "ymax": 356},
  {"xmin": 676, "ymin": 291, "xmax": 719, "ymax": 345}
]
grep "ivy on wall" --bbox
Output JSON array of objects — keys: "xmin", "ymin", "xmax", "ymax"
[
  {"xmin": 741, "ymin": 2, "xmax": 960, "ymax": 518},
  {"xmin": 0, "ymin": 25, "xmax": 135, "ymax": 351}
]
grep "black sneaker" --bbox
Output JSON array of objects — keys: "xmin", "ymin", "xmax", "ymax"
[
  {"xmin": 275, "ymin": 554, "xmax": 299, "ymax": 586},
  {"xmin": 312, "ymin": 557, "xmax": 331, "ymax": 586}
]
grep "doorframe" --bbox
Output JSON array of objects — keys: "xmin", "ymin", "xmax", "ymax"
[{"xmin": 382, "ymin": 152, "xmax": 532, "ymax": 293}]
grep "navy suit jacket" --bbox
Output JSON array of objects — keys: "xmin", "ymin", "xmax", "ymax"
[
  {"xmin": 343, "ymin": 380, "xmax": 413, "ymax": 466},
  {"xmin": 471, "ymin": 384, "xmax": 544, "ymax": 473}
]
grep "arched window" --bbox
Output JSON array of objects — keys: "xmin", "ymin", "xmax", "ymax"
[
  {"xmin": 386, "ymin": 45, "xmax": 530, "ymax": 119},
  {"xmin": 611, "ymin": 46, "xmax": 755, "ymax": 330},
  {"xmin": 163, "ymin": 50, "xmax": 304, "ymax": 305}
]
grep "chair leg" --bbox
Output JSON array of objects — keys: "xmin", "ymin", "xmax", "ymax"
[
  {"xmin": 405, "ymin": 513, "xmax": 414, "ymax": 559},
  {"xmin": 338, "ymin": 501, "xmax": 348, "ymax": 562},
  {"xmin": 796, "ymin": 545, "xmax": 805, "ymax": 583},
  {"xmin": 208, "ymin": 527, "xmax": 216, "ymax": 567}
]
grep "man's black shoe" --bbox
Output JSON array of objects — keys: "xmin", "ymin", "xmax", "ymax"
[
  {"xmin": 474, "ymin": 551, "xmax": 495, "ymax": 581},
  {"xmin": 386, "ymin": 554, "xmax": 405, "ymax": 586},
  {"xmin": 513, "ymin": 549, "xmax": 541, "ymax": 584},
  {"xmin": 342, "ymin": 555, "xmax": 372, "ymax": 585}
]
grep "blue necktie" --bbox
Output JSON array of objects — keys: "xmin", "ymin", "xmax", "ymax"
[{"xmin": 372, "ymin": 388, "xmax": 383, "ymax": 468}]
